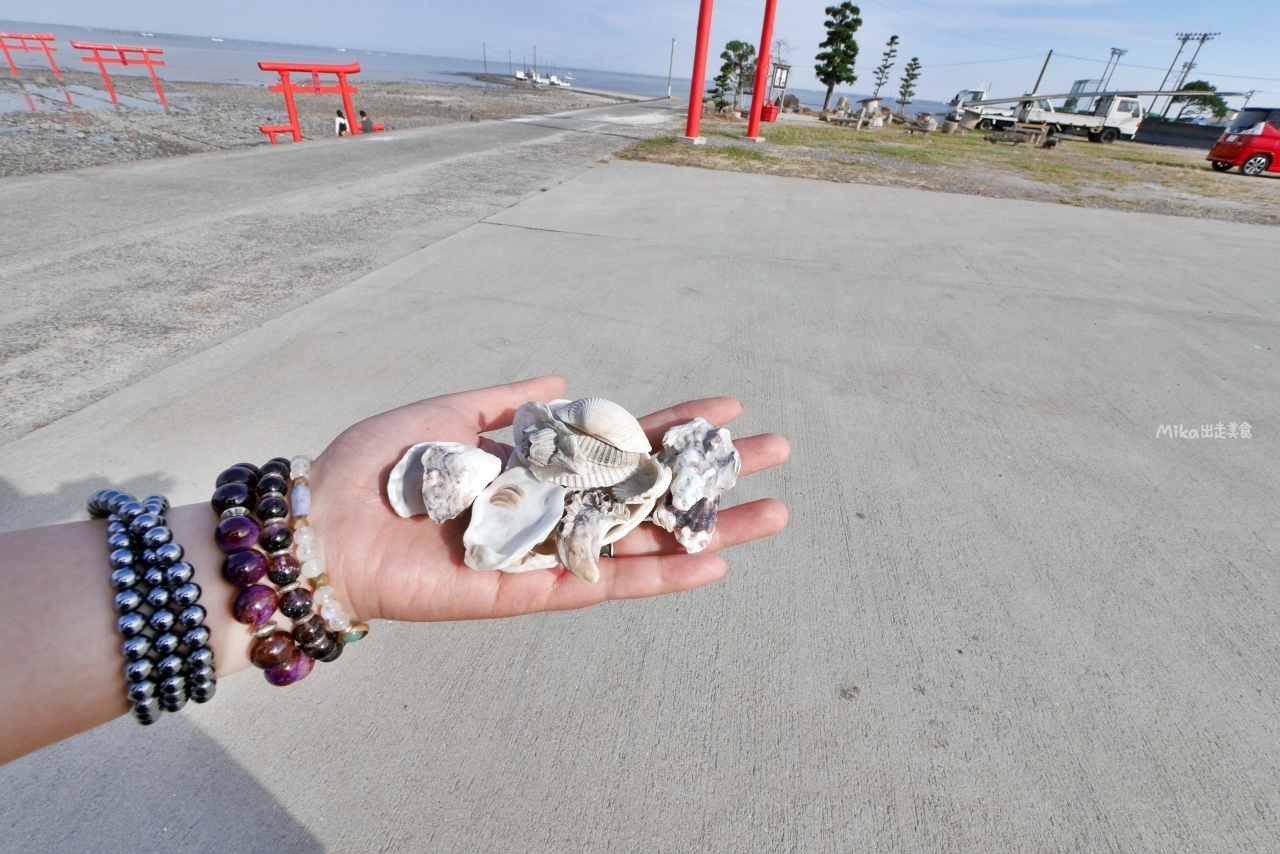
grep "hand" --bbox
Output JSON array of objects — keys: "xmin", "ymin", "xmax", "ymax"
[{"xmin": 309, "ymin": 377, "xmax": 790, "ymax": 623}]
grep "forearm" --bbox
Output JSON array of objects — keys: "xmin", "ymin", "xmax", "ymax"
[{"xmin": 0, "ymin": 502, "xmax": 249, "ymax": 764}]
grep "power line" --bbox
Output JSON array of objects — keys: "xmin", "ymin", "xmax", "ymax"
[{"xmin": 922, "ymin": 54, "xmax": 1044, "ymax": 69}]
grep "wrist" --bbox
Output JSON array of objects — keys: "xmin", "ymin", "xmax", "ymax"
[{"xmin": 307, "ymin": 453, "xmax": 376, "ymax": 624}]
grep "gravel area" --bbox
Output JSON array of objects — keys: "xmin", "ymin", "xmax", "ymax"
[{"xmin": 0, "ymin": 70, "xmax": 621, "ymax": 177}]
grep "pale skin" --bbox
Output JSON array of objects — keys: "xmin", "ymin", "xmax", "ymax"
[{"xmin": 0, "ymin": 377, "xmax": 789, "ymax": 765}]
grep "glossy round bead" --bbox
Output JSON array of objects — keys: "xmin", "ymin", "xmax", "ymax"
[
  {"xmin": 187, "ymin": 664, "xmax": 216, "ymax": 686},
  {"xmin": 236, "ymin": 461, "xmax": 262, "ymax": 477},
  {"xmin": 106, "ymin": 519, "xmax": 127, "ymax": 536},
  {"xmin": 264, "ymin": 649, "xmax": 313, "ymax": 686},
  {"xmin": 141, "ymin": 525, "xmax": 173, "ymax": 548},
  {"xmin": 153, "ymin": 542, "xmax": 184, "ymax": 567},
  {"xmin": 255, "ymin": 493, "xmax": 289, "ymax": 523},
  {"xmin": 215, "ymin": 515, "xmax": 259, "ymax": 553},
  {"xmin": 121, "ymin": 635, "xmax": 152, "ymax": 661},
  {"xmin": 116, "ymin": 613, "xmax": 146, "ymax": 638},
  {"xmin": 148, "ymin": 609, "xmax": 176, "ymax": 633},
  {"xmin": 172, "ymin": 582, "xmax": 202, "ymax": 607},
  {"xmin": 300, "ymin": 558, "xmax": 325, "ymax": 579},
  {"xmin": 292, "ymin": 526, "xmax": 315, "ymax": 547},
  {"xmin": 266, "ymin": 553, "xmax": 301, "ymax": 586},
  {"xmin": 143, "ymin": 567, "xmax": 165, "ymax": 589},
  {"xmin": 106, "ymin": 531, "xmax": 133, "ymax": 551},
  {"xmin": 156, "ymin": 655, "xmax": 185, "ymax": 678},
  {"xmin": 256, "ymin": 473, "xmax": 288, "ymax": 497},
  {"xmin": 190, "ymin": 681, "xmax": 217, "ymax": 703},
  {"xmin": 164, "ymin": 561, "xmax": 194, "ymax": 588},
  {"xmin": 117, "ymin": 500, "xmax": 146, "ymax": 522},
  {"xmin": 158, "ymin": 675, "xmax": 186, "ymax": 696},
  {"xmin": 153, "ymin": 633, "xmax": 181, "ymax": 655},
  {"xmin": 144, "ymin": 494, "xmax": 170, "ymax": 512},
  {"xmin": 140, "ymin": 549, "xmax": 158, "ymax": 567},
  {"xmin": 291, "ymin": 612, "xmax": 326, "ymax": 647},
  {"xmin": 187, "ymin": 647, "xmax": 214, "ymax": 670},
  {"xmin": 132, "ymin": 696, "xmax": 160, "ymax": 720},
  {"xmin": 108, "ymin": 548, "xmax": 136, "ymax": 570},
  {"xmin": 250, "ymin": 631, "xmax": 295, "ymax": 669},
  {"xmin": 261, "ymin": 458, "xmax": 290, "ymax": 479},
  {"xmin": 211, "ymin": 481, "xmax": 255, "ymax": 515},
  {"xmin": 216, "ymin": 465, "xmax": 258, "ymax": 489},
  {"xmin": 89, "ymin": 489, "xmax": 120, "ymax": 517},
  {"xmin": 124, "ymin": 658, "xmax": 154, "ymax": 682},
  {"xmin": 326, "ymin": 612, "xmax": 352, "ymax": 633},
  {"xmin": 316, "ymin": 638, "xmax": 344, "ymax": 663},
  {"xmin": 231, "ymin": 585, "xmax": 278, "ymax": 626},
  {"xmin": 259, "ymin": 522, "xmax": 292, "ymax": 553},
  {"xmin": 127, "ymin": 680, "xmax": 157, "ymax": 702},
  {"xmin": 183, "ymin": 626, "xmax": 211, "ymax": 650},
  {"xmin": 113, "ymin": 589, "xmax": 143, "ymax": 614},
  {"xmin": 303, "ymin": 631, "xmax": 340, "ymax": 660},
  {"xmin": 278, "ymin": 587, "xmax": 313, "ymax": 620},
  {"xmin": 159, "ymin": 693, "xmax": 188, "ymax": 713},
  {"xmin": 178, "ymin": 605, "xmax": 206, "ymax": 629},
  {"xmin": 146, "ymin": 584, "xmax": 170, "ymax": 605},
  {"xmin": 106, "ymin": 492, "xmax": 133, "ymax": 514},
  {"xmin": 294, "ymin": 539, "xmax": 317, "ymax": 561},
  {"xmin": 128, "ymin": 512, "xmax": 161, "ymax": 537},
  {"xmin": 222, "ymin": 550, "xmax": 266, "ymax": 587},
  {"xmin": 109, "ymin": 567, "xmax": 140, "ymax": 591},
  {"xmin": 313, "ymin": 586, "xmax": 336, "ymax": 606}
]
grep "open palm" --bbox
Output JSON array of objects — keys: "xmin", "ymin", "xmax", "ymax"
[{"xmin": 309, "ymin": 377, "xmax": 790, "ymax": 623}]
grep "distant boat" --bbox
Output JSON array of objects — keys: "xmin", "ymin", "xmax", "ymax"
[
  {"xmin": 337, "ymin": 48, "xmax": 346, "ymax": 52},
  {"xmin": 140, "ymin": 32, "xmax": 153, "ymax": 37},
  {"xmin": 211, "ymin": 38, "xmax": 223, "ymax": 42}
]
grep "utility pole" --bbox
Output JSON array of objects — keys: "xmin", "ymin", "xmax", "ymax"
[
  {"xmin": 1031, "ymin": 49, "xmax": 1053, "ymax": 95},
  {"xmin": 483, "ymin": 43, "xmax": 487, "ymax": 75},
  {"xmin": 1242, "ymin": 90, "xmax": 1255, "ymax": 110},
  {"xmin": 533, "ymin": 46, "xmax": 537, "ymax": 77},
  {"xmin": 1099, "ymin": 47, "xmax": 1126, "ymax": 92},
  {"xmin": 1157, "ymin": 32, "xmax": 1217, "ymax": 117},
  {"xmin": 1153, "ymin": 33, "xmax": 1193, "ymax": 113},
  {"xmin": 667, "ymin": 38, "xmax": 676, "ymax": 98},
  {"xmin": 509, "ymin": 50, "xmax": 513, "ymax": 77}
]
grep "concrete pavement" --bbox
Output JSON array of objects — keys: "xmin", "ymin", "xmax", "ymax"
[{"xmin": 0, "ymin": 159, "xmax": 1277, "ymax": 852}]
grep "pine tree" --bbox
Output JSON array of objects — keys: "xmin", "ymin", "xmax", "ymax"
[
  {"xmin": 897, "ymin": 56, "xmax": 921, "ymax": 117},
  {"xmin": 813, "ymin": 2, "xmax": 862, "ymax": 113},
  {"xmin": 709, "ymin": 40, "xmax": 757, "ymax": 113},
  {"xmin": 871, "ymin": 35, "xmax": 898, "ymax": 99}
]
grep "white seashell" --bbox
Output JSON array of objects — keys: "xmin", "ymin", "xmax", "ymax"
[
  {"xmin": 511, "ymin": 401, "xmax": 645, "ymax": 488},
  {"xmin": 601, "ymin": 457, "xmax": 674, "ymax": 546},
  {"xmin": 650, "ymin": 418, "xmax": 741, "ymax": 553},
  {"xmin": 553, "ymin": 397, "xmax": 651, "ymax": 453},
  {"xmin": 557, "ymin": 490, "xmax": 632, "ymax": 583},
  {"xmin": 464, "ymin": 467, "xmax": 566, "ymax": 571},
  {"xmin": 387, "ymin": 442, "xmax": 501, "ymax": 521}
]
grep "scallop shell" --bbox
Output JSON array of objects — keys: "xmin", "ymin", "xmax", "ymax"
[
  {"xmin": 557, "ymin": 490, "xmax": 632, "ymax": 583},
  {"xmin": 387, "ymin": 442, "xmax": 501, "ymax": 521},
  {"xmin": 650, "ymin": 418, "xmax": 741, "ymax": 553},
  {"xmin": 553, "ymin": 397, "xmax": 651, "ymax": 453},
  {"xmin": 464, "ymin": 467, "xmax": 566, "ymax": 571},
  {"xmin": 511, "ymin": 401, "xmax": 645, "ymax": 488}
]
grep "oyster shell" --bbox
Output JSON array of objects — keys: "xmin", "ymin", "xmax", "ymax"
[
  {"xmin": 464, "ymin": 467, "xmax": 566, "ymax": 572},
  {"xmin": 651, "ymin": 418, "xmax": 741, "ymax": 553},
  {"xmin": 602, "ymin": 456, "xmax": 674, "ymax": 546},
  {"xmin": 552, "ymin": 397, "xmax": 651, "ymax": 453},
  {"xmin": 557, "ymin": 490, "xmax": 632, "ymax": 583},
  {"xmin": 388, "ymin": 442, "xmax": 502, "ymax": 522},
  {"xmin": 510, "ymin": 400, "xmax": 645, "ymax": 488}
]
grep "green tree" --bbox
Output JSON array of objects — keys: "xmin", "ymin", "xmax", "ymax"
[
  {"xmin": 871, "ymin": 35, "xmax": 899, "ymax": 99},
  {"xmin": 1171, "ymin": 80, "xmax": 1229, "ymax": 122},
  {"xmin": 896, "ymin": 56, "xmax": 921, "ymax": 117},
  {"xmin": 709, "ymin": 40, "xmax": 757, "ymax": 113},
  {"xmin": 814, "ymin": 2, "xmax": 862, "ymax": 112}
]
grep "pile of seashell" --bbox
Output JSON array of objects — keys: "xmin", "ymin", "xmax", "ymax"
[{"xmin": 387, "ymin": 397, "xmax": 741, "ymax": 583}]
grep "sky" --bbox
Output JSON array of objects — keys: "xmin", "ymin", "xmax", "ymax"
[{"xmin": 8, "ymin": 1, "xmax": 1280, "ymax": 103}]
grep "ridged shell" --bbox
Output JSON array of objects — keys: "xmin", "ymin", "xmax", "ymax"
[
  {"xmin": 387, "ymin": 442, "xmax": 501, "ymax": 521},
  {"xmin": 553, "ymin": 398, "xmax": 651, "ymax": 453},
  {"xmin": 557, "ymin": 490, "xmax": 631, "ymax": 583},
  {"xmin": 464, "ymin": 467, "xmax": 566, "ymax": 571}
]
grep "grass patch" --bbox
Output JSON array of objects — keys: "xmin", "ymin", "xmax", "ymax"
[{"xmin": 720, "ymin": 145, "xmax": 776, "ymax": 163}]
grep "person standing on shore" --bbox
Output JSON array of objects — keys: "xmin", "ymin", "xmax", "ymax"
[
  {"xmin": 335, "ymin": 110, "xmax": 350, "ymax": 137},
  {"xmin": 359, "ymin": 110, "xmax": 375, "ymax": 134}
]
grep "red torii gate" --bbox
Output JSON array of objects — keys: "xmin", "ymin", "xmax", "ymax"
[
  {"xmin": 682, "ymin": 0, "xmax": 780, "ymax": 143},
  {"xmin": 70, "ymin": 40, "xmax": 168, "ymax": 108},
  {"xmin": 0, "ymin": 32, "xmax": 61, "ymax": 78},
  {"xmin": 258, "ymin": 61, "xmax": 362, "ymax": 144}
]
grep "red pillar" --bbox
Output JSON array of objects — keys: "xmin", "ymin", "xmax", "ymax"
[
  {"xmin": 746, "ymin": 0, "xmax": 779, "ymax": 139},
  {"xmin": 682, "ymin": 0, "xmax": 715, "ymax": 142}
]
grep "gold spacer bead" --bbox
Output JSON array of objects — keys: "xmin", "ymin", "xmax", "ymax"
[
  {"xmin": 292, "ymin": 476, "xmax": 309, "ymax": 487},
  {"xmin": 309, "ymin": 573, "xmax": 329, "ymax": 590},
  {"xmin": 291, "ymin": 517, "xmax": 309, "ymax": 530}
]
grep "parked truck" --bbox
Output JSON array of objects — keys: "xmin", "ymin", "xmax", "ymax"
[
  {"xmin": 959, "ymin": 89, "xmax": 1238, "ymax": 143},
  {"xmin": 946, "ymin": 89, "xmax": 1015, "ymax": 129}
]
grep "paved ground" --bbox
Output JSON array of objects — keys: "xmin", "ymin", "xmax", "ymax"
[
  {"xmin": 0, "ymin": 155, "xmax": 1277, "ymax": 852},
  {"xmin": 0, "ymin": 97, "xmax": 680, "ymax": 442}
]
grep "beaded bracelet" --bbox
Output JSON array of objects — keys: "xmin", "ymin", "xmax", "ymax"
[
  {"xmin": 213, "ymin": 456, "xmax": 365, "ymax": 687},
  {"xmin": 89, "ymin": 489, "xmax": 214, "ymax": 724}
]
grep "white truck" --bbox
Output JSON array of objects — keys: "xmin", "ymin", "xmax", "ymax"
[
  {"xmin": 946, "ymin": 89, "xmax": 1015, "ymax": 129},
  {"xmin": 958, "ymin": 89, "xmax": 1238, "ymax": 143}
]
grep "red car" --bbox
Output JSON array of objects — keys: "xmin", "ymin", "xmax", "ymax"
[{"xmin": 1207, "ymin": 108, "xmax": 1280, "ymax": 176}]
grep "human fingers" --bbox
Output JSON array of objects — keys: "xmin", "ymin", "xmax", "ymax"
[
  {"xmin": 735, "ymin": 433, "xmax": 791, "ymax": 477},
  {"xmin": 637, "ymin": 397, "xmax": 744, "ymax": 445},
  {"xmin": 612, "ymin": 498, "xmax": 789, "ymax": 557}
]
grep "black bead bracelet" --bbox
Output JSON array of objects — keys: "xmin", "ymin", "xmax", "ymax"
[{"xmin": 89, "ymin": 489, "xmax": 215, "ymax": 723}]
